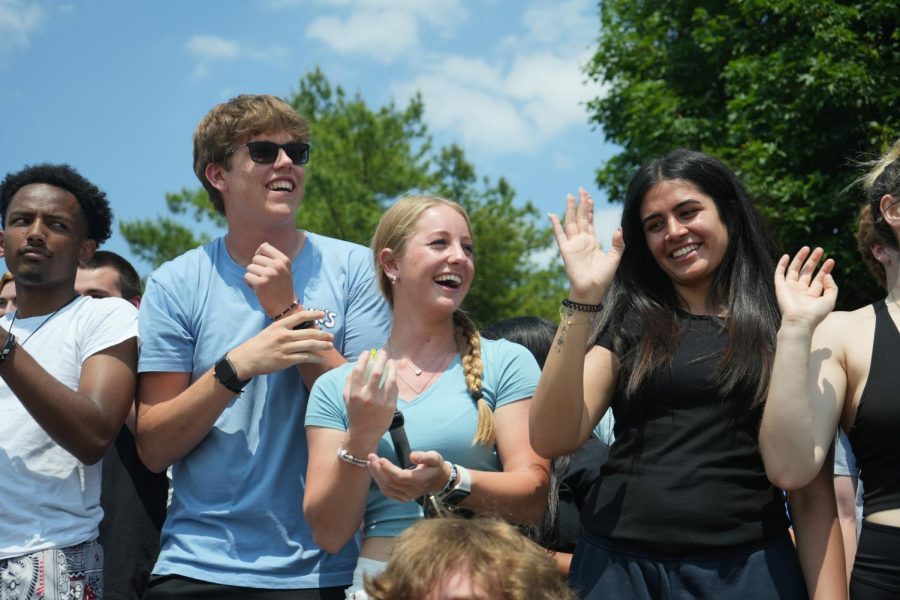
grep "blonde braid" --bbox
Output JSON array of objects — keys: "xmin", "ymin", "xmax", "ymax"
[{"xmin": 453, "ymin": 311, "xmax": 493, "ymax": 446}]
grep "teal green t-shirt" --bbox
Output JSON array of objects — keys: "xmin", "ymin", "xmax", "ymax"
[{"xmin": 305, "ymin": 337, "xmax": 540, "ymax": 537}]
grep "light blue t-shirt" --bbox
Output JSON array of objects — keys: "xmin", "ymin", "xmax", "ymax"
[
  {"xmin": 305, "ymin": 337, "xmax": 540, "ymax": 538},
  {"xmin": 138, "ymin": 232, "xmax": 391, "ymax": 589}
]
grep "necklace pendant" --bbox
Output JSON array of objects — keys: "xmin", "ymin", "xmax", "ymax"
[{"xmin": 413, "ymin": 368, "xmax": 423, "ymax": 376}]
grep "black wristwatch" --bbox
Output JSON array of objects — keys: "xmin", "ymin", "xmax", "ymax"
[{"xmin": 214, "ymin": 354, "xmax": 251, "ymax": 394}]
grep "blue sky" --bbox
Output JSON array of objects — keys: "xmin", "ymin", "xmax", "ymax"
[{"xmin": 0, "ymin": 0, "xmax": 622, "ymax": 277}]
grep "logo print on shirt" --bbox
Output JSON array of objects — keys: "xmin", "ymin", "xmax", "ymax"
[{"xmin": 307, "ymin": 307, "xmax": 337, "ymax": 329}]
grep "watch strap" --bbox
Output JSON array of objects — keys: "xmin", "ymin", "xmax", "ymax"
[
  {"xmin": 214, "ymin": 354, "xmax": 251, "ymax": 394},
  {"xmin": 440, "ymin": 464, "xmax": 471, "ymax": 506}
]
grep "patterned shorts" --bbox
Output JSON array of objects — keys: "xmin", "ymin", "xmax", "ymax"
[{"xmin": 0, "ymin": 539, "xmax": 103, "ymax": 600}]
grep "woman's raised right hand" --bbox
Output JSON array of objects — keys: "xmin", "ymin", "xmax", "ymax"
[
  {"xmin": 549, "ymin": 188, "xmax": 625, "ymax": 304},
  {"xmin": 343, "ymin": 349, "xmax": 398, "ymax": 445},
  {"xmin": 774, "ymin": 246, "xmax": 837, "ymax": 330}
]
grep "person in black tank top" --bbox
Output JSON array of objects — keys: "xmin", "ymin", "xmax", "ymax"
[
  {"xmin": 762, "ymin": 139, "xmax": 900, "ymax": 599},
  {"xmin": 531, "ymin": 149, "xmax": 846, "ymax": 599}
]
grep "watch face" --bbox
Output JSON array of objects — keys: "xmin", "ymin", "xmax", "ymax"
[
  {"xmin": 443, "ymin": 488, "xmax": 471, "ymax": 506},
  {"xmin": 215, "ymin": 356, "xmax": 246, "ymax": 393}
]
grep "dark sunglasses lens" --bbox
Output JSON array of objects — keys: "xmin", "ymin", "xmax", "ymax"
[
  {"xmin": 246, "ymin": 142, "xmax": 280, "ymax": 163},
  {"xmin": 284, "ymin": 143, "xmax": 309, "ymax": 165},
  {"xmin": 246, "ymin": 142, "xmax": 309, "ymax": 165}
]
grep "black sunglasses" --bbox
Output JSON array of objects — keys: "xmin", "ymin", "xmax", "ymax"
[{"xmin": 228, "ymin": 141, "xmax": 310, "ymax": 165}]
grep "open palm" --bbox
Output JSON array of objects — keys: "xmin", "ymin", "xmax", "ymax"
[
  {"xmin": 774, "ymin": 246, "xmax": 838, "ymax": 327},
  {"xmin": 550, "ymin": 188, "xmax": 625, "ymax": 303}
]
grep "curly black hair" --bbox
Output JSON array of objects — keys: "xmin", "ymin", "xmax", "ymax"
[{"xmin": 0, "ymin": 163, "xmax": 113, "ymax": 245}]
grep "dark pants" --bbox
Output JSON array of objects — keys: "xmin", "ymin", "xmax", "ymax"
[
  {"xmin": 850, "ymin": 520, "xmax": 900, "ymax": 600},
  {"xmin": 143, "ymin": 574, "xmax": 348, "ymax": 600},
  {"xmin": 569, "ymin": 531, "xmax": 806, "ymax": 599}
]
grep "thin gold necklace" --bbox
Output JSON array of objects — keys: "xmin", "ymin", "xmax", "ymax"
[{"xmin": 388, "ymin": 343, "xmax": 454, "ymax": 396}]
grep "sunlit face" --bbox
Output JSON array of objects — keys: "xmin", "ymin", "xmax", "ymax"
[
  {"xmin": 76, "ymin": 266, "xmax": 122, "ymax": 299},
  {"xmin": 387, "ymin": 204, "xmax": 474, "ymax": 315},
  {"xmin": 2, "ymin": 183, "xmax": 94, "ymax": 289},
  {"xmin": 639, "ymin": 179, "xmax": 729, "ymax": 295},
  {"xmin": 208, "ymin": 129, "xmax": 306, "ymax": 227},
  {"xmin": 0, "ymin": 281, "xmax": 17, "ymax": 316}
]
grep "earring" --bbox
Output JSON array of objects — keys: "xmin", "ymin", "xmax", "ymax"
[{"xmin": 389, "ymin": 275, "xmax": 397, "ymax": 284}]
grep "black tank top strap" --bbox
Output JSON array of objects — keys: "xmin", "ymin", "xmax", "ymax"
[{"xmin": 848, "ymin": 299, "xmax": 900, "ymax": 516}]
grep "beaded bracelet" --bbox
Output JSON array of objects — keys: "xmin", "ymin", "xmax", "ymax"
[
  {"xmin": 271, "ymin": 299, "xmax": 300, "ymax": 321},
  {"xmin": 561, "ymin": 298, "xmax": 603, "ymax": 312}
]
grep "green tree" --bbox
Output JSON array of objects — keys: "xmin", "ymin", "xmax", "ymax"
[
  {"xmin": 588, "ymin": 0, "xmax": 900, "ymax": 309},
  {"xmin": 121, "ymin": 69, "xmax": 564, "ymax": 324}
]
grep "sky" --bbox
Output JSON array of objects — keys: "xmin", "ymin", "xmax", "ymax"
[{"xmin": 0, "ymin": 0, "xmax": 622, "ymax": 278}]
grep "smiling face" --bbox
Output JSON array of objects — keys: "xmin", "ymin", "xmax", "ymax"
[
  {"xmin": 639, "ymin": 178, "xmax": 729, "ymax": 296},
  {"xmin": 206, "ymin": 129, "xmax": 306, "ymax": 227},
  {"xmin": 385, "ymin": 204, "xmax": 474, "ymax": 316},
  {"xmin": 2, "ymin": 183, "xmax": 95, "ymax": 290}
]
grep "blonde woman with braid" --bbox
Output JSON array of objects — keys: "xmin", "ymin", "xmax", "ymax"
[{"xmin": 304, "ymin": 195, "xmax": 550, "ymax": 599}]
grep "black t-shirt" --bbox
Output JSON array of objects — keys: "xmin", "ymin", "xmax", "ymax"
[
  {"xmin": 554, "ymin": 436, "xmax": 609, "ymax": 553},
  {"xmin": 583, "ymin": 313, "xmax": 789, "ymax": 558},
  {"xmin": 99, "ymin": 426, "xmax": 169, "ymax": 599}
]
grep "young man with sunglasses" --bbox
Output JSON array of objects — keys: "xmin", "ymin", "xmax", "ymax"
[
  {"xmin": 0, "ymin": 163, "xmax": 138, "ymax": 598},
  {"xmin": 136, "ymin": 94, "xmax": 391, "ymax": 599}
]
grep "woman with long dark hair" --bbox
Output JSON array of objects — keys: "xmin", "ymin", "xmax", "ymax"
[
  {"xmin": 530, "ymin": 149, "xmax": 845, "ymax": 598},
  {"xmin": 761, "ymin": 140, "xmax": 900, "ymax": 599}
]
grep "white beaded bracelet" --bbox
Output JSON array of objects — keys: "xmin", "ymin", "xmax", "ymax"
[{"xmin": 338, "ymin": 447, "xmax": 370, "ymax": 468}]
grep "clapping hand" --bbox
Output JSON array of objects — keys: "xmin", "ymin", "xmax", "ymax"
[
  {"xmin": 774, "ymin": 246, "xmax": 837, "ymax": 329},
  {"xmin": 246, "ymin": 242, "xmax": 297, "ymax": 319},
  {"xmin": 549, "ymin": 188, "xmax": 625, "ymax": 303},
  {"xmin": 368, "ymin": 450, "xmax": 450, "ymax": 503},
  {"xmin": 344, "ymin": 350, "xmax": 398, "ymax": 446},
  {"xmin": 228, "ymin": 309, "xmax": 334, "ymax": 378}
]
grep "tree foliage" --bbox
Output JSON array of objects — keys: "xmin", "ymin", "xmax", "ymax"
[
  {"xmin": 588, "ymin": 0, "xmax": 900, "ymax": 308},
  {"xmin": 121, "ymin": 68, "xmax": 564, "ymax": 325}
]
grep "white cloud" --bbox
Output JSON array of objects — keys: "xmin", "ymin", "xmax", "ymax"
[
  {"xmin": 520, "ymin": 0, "xmax": 595, "ymax": 46},
  {"xmin": 186, "ymin": 34, "xmax": 290, "ymax": 79},
  {"xmin": 393, "ymin": 56, "xmax": 534, "ymax": 153},
  {"xmin": 187, "ymin": 35, "xmax": 240, "ymax": 61},
  {"xmin": 305, "ymin": 0, "xmax": 467, "ymax": 63},
  {"xmin": 306, "ymin": 12, "xmax": 419, "ymax": 64},
  {"xmin": 392, "ymin": 52, "xmax": 601, "ymax": 155},
  {"xmin": 387, "ymin": 0, "xmax": 603, "ymax": 156},
  {"xmin": 0, "ymin": 0, "xmax": 45, "ymax": 61}
]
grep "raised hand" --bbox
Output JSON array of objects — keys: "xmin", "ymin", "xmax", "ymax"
[
  {"xmin": 549, "ymin": 188, "xmax": 625, "ymax": 304},
  {"xmin": 774, "ymin": 246, "xmax": 838, "ymax": 328},
  {"xmin": 344, "ymin": 350, "xmax": 398, "ymax": 446},
  {"xmin": 246, "ymin": 242, "xmax": 296, "ymax": 319},
  {"xmin": 228, "ymin": 309, "xmax": 334, "ymax": 378}
]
